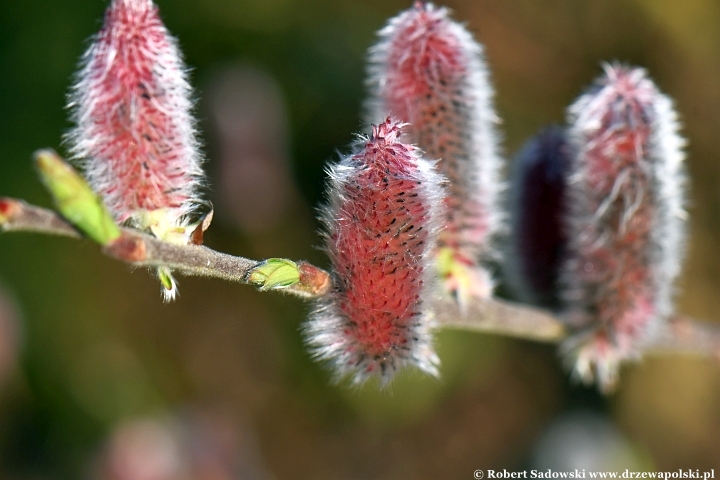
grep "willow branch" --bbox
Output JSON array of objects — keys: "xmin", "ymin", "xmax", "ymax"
[
  {"xmin": 643, "ymin": 315, "xmax": 720, "ymax": 359},
  {"xmin": 0, "ymin": 198, "xmax": 81, "ymax": 238},
  {"xmin": 0, "ymin": 197, "xmax": 328, "ymax": 298},
  {"xmin": 2, "ymin": 196, "xmax": 720, "ymax": 358},
  {"xmin": 432, "ymin": 296, "xmax": 567, "ymax": 343}
]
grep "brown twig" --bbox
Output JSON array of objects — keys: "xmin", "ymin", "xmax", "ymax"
[
  {"xmin": 2, "ymin": 196, "xmax": 720, "ymax": 358},
  {"xmin": 0, "ymin": 198, "xmax": 81, "ymax": 238},
  {"xmin": 432, "ymin": 296, "xmax": 567, "ymax": 343},
  {"xmin": 0, "ymin": 197, "xmax": 326, "ymax": 298},
  {"xmin": 103, "ymin": 235, "xmax": 330, "ymax": 299},
  {"xmin": 643, "ymin": 315, "xmax": 720, "ymax": 359}
]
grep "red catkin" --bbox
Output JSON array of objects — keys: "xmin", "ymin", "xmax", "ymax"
[
  {"xmin": 67, "ymin": 0, "xmax": 205, "ymax": 301},
  {"xmin": 562, "ymin": 65, "xmax": 687, "ymax": 390},
  {"xmin": 366, "ymin": 2, "xmax": 502, "ymax": 305},
  {"xmin": 307, "ymin": 118, "xmax": 444, "ymax": 384},
  {"xmin": 67, "ymin": 0, "xmax": 203, "ymax": 224}
]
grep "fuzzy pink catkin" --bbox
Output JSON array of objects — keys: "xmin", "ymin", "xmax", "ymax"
[
  {"xmin": 307, "ymin": 118, "xmax": 443, "ymax": 384},
  {"xmin": 562, "ymin": 64, "xmax": 687, "ymax": 390},
  {"xmin": 67, "ymin": 0, "xmax": 203, "ymax": 224},
  {"xmin": 366, "ymin": 2, "xmax": 502, "ymax": 305}
]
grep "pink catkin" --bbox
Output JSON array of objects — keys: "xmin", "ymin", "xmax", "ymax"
[
  {"xmin": 67, "ymin": 0, "xmax": 203, "ymax": 224},
  {"xmin": 563, "ymin": 65, "xmax": 687, "ymax": 390},
  {"xmin": 366, "ymin": 2, "xmax": 502, "ymax": 303},
  {"xmin": 307, "ymin": 118, "xmax": 443, "ymax": 384}
]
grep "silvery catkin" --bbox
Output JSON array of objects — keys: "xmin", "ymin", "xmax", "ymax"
[{"xmin": 562, "ymin": 65, "xmax": 687, "ymax": 390}]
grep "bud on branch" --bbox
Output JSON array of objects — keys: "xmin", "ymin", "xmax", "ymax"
[{"xmin": 507, "ymin": 126, "xmax": 570, "ymax": 310}]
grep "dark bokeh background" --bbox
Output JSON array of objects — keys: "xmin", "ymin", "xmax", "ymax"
[{"xmin": 1, "ymin": 0, "xmax": 720, "ymax": 478}]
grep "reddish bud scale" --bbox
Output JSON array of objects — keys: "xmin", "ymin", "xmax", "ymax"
[
  {"xmin": 366, "ymin": 2, "xmax": 502, "ymax": 300},
  {"xmin": 307, "ymin": 119, "xmax": 443, "ymax": 384},
  {"xmin": 562, "ymin": 65, "xmax": 687, "ymax": 389},
  {"xmin": 67, "ymin": 0, "xmax": 203, "ymax": 223},
  {"xmin": 0, "ymin": 199, "xmax": 19, "ymax": 220}
]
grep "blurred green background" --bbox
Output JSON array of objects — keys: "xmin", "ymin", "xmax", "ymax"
[{"xmin": 1, "ymin": 0, "xmax": 720, "ymax": 478}]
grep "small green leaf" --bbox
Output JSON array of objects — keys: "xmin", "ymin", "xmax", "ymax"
[
  {"xmin": 436, "ymin": 246, "xmax": 456, "ymax": 279},
  {"xmin": 158, "ymin": 267, "xmax": 174, "ymax": 291},
  {"xmin": 247, "ymin": 258, "xmax": 301, "ymax": 291},
  {"xmin": 436, "ymin": 246, "xmax": 489, "ymax": 309},
  {"xmin": 34, "ymin": 149, "xmax": 120, "ymax": 245},
  {"xmin": 157, "ymin": 266, "xmax": 178, "ymax": 302}
]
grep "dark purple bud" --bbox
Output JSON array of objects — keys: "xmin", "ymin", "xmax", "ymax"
[{"xmin": 507, "ymin": 126, "xmax": 570, "ymax": 310}]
